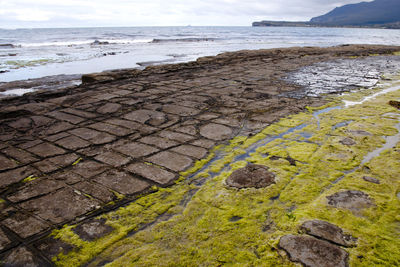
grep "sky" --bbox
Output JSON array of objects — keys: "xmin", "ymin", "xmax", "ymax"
[{"xmin": 0, "ymin": 0, "xmax": 373, "ymax": 28}]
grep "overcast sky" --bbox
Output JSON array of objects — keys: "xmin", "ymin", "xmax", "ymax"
[{"xmin": 0, "ymin": 0, "xmax": 372, "ymax": 28}]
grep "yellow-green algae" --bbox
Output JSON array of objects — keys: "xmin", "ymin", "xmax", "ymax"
[{"xmin": 52, "ymin": 79, "xmax": 400, "ymax": 267}]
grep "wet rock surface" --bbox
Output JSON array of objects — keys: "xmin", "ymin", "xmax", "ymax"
[
  {"xmin": 226, "ymin": 163, "xmax": 275, "ymax": 189},
  {"xmin": 300, "ymin": 220, "xmax": 357, "ymax": 247},
  {"xmin": 279, "ymin": 235, "xmax": 349, "ymax": 267},
  {"xmin": 0, "ymin": 45, "xmax": 399, "ymax": 263},
  {"xmin": 73, "ymin": 218, "xmax": 114, "ymax": 241},
  {"xmin": 327, "ymin": 190, "xmax": 375, "ymax": 213}
]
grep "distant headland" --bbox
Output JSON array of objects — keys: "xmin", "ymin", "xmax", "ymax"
[{"xmin": 253, "ymin": 0, "xmax": 400, "ymax": 29}]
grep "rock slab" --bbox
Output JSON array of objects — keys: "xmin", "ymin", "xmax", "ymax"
[
  {"xmin": 226, "ymin": 163, "xmax": 275, "ymax": 189},
  {"xmin": 279, "ymin": 235, "xmax": 349, "ymax": 267}
]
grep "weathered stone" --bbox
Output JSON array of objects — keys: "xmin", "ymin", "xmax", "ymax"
[
  {"xmin": 2, "ymin": 246, "xmax": 44, "ymax": 267},
  {"xmin": 33, "ymin": 154, "xmax": 79, "ymax": 173},
  {"xmin": 226, "ymin": 163, "xmax": 275, "ymax": 189},
  {"xmin": 88, "ymin": 122, "xmax": 132, "ymax": 137},
  {"xmin": 1, "ymin": 147, "xmax": 38, "ymax": 164},
  {"xmin": 0, "ymin": 228, "xmax": 11, "ymax": 250},
  {"xmin": 2, "ymin": 212, "xmax": 49, "ymax": 238},
  {"xmin": 114, "ymin": 142, "xmax": 159, "ymax": 158},
  {"xmin": 171, "ymin": 145, "xmax": 208, "ymax": 159},
  {"xmin": 45, "ymin": 122, "xmax": 75, "ymax": 135},
  {"xmin": 61, "ymin": 108, "xmax": 96, "ymax": 119},
  {"xmin": 69, "ymin": 127, "xmax": 116, "ymax": 144},
  {"xmin": 52, "ymin": 171, "xmax": 82, "ymax": 185},
  {"xmin": 0, "ymin": 166, "xmax": 37, "ymax": 189},
  {"xmin": 73, "ymin": 181, "xmax": 115, "ymax": 203},
  {"xmin": 27, "ymin": 142, "xmax": 66, "ymax": 158},
  {"xmin": 97, "ymin": 103, "xmax": 122, "ymax": 114},
  {"xmin": 36, "ymin": 237, "xmax": 74, "ymax": 260},
  {"xmin": 163, "ymin": 104, "xmax": 200, "ymax": 116},
  {"xmin": 0, "ymin": 154, "xmax": 18, "ymax": 171},
  {"xmin": 19, "ymin": 188, "xmax": 100, "ymax": 224},
  {"xmin": 127, "ymin": 162, "xmax": 176, "ymax": 185},
  {"xmin": 72, "ymin": 161, "xmax": 109, "ymax": 178},
  {"xmin": 191, "ymin": 139, "xmax": 216, "ymax": 149},
  {"xmin": 362, "ymin": 176, "xmax": 380, "ymax": 184},
  {"xmin": 48, "ymin": 111, "xmax": 86, "ymax": 124},
  {"xmin": 327, "ymin": 190, "xmax": 375, "ymax": 213},
  {"xmin": 73, "ymin": 218, "xmax": 114, "ymax": 241},
  {"xmin": 340, "ymin": 137, "xmax": 356, "ymax": 146},
  {"xmin": 147, "ymin": 151, "xmax": 193, "ymax": 172},
  {"xmin": 8, "ymin": 118, "xmax": 32, "ymax": 130},
  {"xmin": 93, "ymin": 170, "xmax": 150, "ymax": 195},
  {"xmin": 139, "ymin": 136, "xmax": 179, "ymax": 149},
  {"xmin": 159, "ymin": 130, "xmax": 195, "ymax": 142},
  {"xmin": 200, "ymin": 123, "xmax": 232, "ymax": 140},
  {"xmin": 55, "ymin": 135, "xmax": 91, "ymax": 150},
  {"xmin": 8, "ymin": 178, "xmax": 64, "ymax": 203},
  {"xmin": 279, "ymin": 235, "xmax": 349, "ymax": 267},
  {"xmin": 95, "ymin": 151, "xmax": 131, "ymax": 167},
  {"xmin": 123, "ymin": 109, "xmax": 167, "ymax": 126},
  {"xmin": 300, "ymin": 220, "xmax": 357, "ymax": 247}
]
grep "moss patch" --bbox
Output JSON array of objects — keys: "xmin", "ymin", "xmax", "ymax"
[{"xmin": 51, "ymin": 79, "xmax": 400, "ymax": 266}]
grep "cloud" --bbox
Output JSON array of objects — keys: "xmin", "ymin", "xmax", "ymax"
[{"xmin": 0, "ymin": 0, "xmax": 373, "ymax": 28}]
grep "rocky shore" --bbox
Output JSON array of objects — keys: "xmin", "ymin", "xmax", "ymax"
[{"xmin": 0, "ymin": 45, "xmax": 399, "ymax": 266}]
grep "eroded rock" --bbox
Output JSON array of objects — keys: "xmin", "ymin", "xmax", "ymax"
[
  {"xmin": 389, "ymin": 100, "xmax": 400, "ymax": 109},
  {"xmin": 362, "ymin": 176, "xmax": 380, "ymax": 184},
  {"xmin": 340, "ymin": 137, "xmax": 356, "ymax": 146},
  {"xmin": 73, "ymin": 218, "xmax": 114, "ymax": 241},
  {"xmin": 327, "ymin": 190, "xmax": 374, "ymax": 213},
  {"xmin": 300, "ymin": 220, "xmax": 357, "ymax": 247},
  {"xmin": 279, "ymin": 235, "xmax": 349, "ymax": 267},
  {"xmin": 226, "ymin": 163, "xmax": 275, "ymax": 189}
]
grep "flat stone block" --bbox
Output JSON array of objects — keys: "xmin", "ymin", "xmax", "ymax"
[
  {"xmin": 191, "ymin": 139, "xmax": 216, "ymax": 149},
  {"xmin": 55, "ymin": 135, "xmax": 91, "ymax": 150},
  {"xmin": 95, "ymin": 151, "xmax": 131, "ymax": 167},
  {"xmin": 159, "ymin": 130, "xmax": 195, "ymax": 142},
  {"xmin": 73, "ymin": 181, "xmax": 115, "ymax": 203},
  {"xmin": 97, "ymin": 103, "xmax": 121, "ymax": 114},
  {"xmin": 72, "ymin": 160, "xmax": 109, "ymax": 178},
  {"xmin": 88, "ymin": 122, "xmax": 132, "ymax": 137},
  {"xmin": 0, "ymin": 166, "xmax": 37, "ymax": 189},
  {"xmin": 0, "ymin": 154, "xmax": 18, "ymax": 171},
  {"xmin": 139, "ymin": 136, "xmax": 179, "ymax": 149},
  {"xmin": 200, "ymin": 123, "xmax": 232, "ymax": 140},
  {"xmin": 127, "ymin": 162, "xmax": 176, "ymax": 185},
  {"xmin": 0, "ymin": 228, "xmax": 11, "ymax": 250},
  {"xmin": 162, "ymin": 104, "xmax": 200, "ymax": 116},
  {"xmin": 93, "ymin": 170, "xmax": 150, "ymax": 195},
  {"xmin": 147, "ymin": 151, "xmax": 193, "ymax": 172},
  {"xmin": 2, "ymin": 212, "xmax": 49, "ymax": 238},
  {"xmin": 19, "ymin": 188, "xmax": 100, "ymax": 224},
  {"xmin": 48, "ymin": 111, "xmax": 86, "ymax": 125},
  {"xmin": 279, "ymin": 235, "xmax": 348, "ymax": 267},
  {"xmin": 123, "ymin": 109, "xmax": 167, "ymax": 126},
  {"xmin": 171, "ymin": 145, "xmax": 208, "ymax": 159},
  {"xmin": 2, "ymin": 246, "xmax": 45, "ymax": 267},
  {"xmin": 69, "ymin": 127, "xmax": 116, "ymax": 145},
  {"xmin": 1, "ymin": 147, "xmax": 38, "ymax": 164},
  {"xmin": 27, "ymin": 142, "xmax": 66, "ymax": 158},
  {"xmin": 7, "ymin": 178, "xmax": 64, "ymax": 203},
  {"xmin": 114, "ymin": 142, "xmax": 159, "ymax": 158}
]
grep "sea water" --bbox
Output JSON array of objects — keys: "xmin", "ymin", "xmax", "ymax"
[{"xmin": 1, "ymin": 26, "xmax": 400, "ymax": 83}]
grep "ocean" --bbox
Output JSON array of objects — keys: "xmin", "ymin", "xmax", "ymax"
[{"xmin": 0, "ymin": 26, "xmax": 399, "ymax": 95}]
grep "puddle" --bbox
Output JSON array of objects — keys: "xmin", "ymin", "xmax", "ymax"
[{"xmin": 332, "ymin": 120, "xmax": 353, "ymax": 130}]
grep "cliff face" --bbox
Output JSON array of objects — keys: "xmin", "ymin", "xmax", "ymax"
[{"xmin": 310, "ymin": 0, "xmax": 400, "ymax": 26}]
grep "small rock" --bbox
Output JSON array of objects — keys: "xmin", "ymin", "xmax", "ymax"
[
  {"xmin": 226, "ymin": 163, "xmax": 275, "ymax": 189},
  {"xmin": 327, "ymin": 190, "xmax": 374, "ymax": 213},
  {"xmin": 2, "ymin": 246, "xmax": 45, "ymax": 267},
  {"xmin": 362, "ymin": 176, "xmax": 380, "ymax": 184},
  {"xmin": 73, "ymin": 218, "xmax": 114, "ymax": 241},
  {"xmin": 279, "ymin": 235, "xmax": 349, "ymax": 267},
  {"xmin": 389, "ymin": 100, "xmax": 400, "ymax": 109},
  {"xmin": 300, "ymin": 220, "xmax": 357, "ymax": 247},
  {"xmin": 340, "ymin": 137, "xmax": 356, "ymax": 146}
]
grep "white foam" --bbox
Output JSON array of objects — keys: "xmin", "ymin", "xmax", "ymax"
[{"xmin": 1, "ymin": 88, "xmax": 35, "ymax": 96}]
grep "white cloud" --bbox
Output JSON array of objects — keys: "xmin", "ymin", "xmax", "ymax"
[{"xmin": 0, "ymin": 0, "xmax": 373, "ymax": 28}]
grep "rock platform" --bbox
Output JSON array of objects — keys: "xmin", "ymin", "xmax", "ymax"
[{"xmin": 0, "ymin": 45, "xmax": 400, "ymax": 266}]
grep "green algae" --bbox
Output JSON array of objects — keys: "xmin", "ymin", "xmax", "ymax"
[
  {"xmin": 22, "ymin": 175, "xmax": 39, "ymax": 183},
  {"xmin": 51, "ymin": 79, "xmax": 400, "ymax": 267}
]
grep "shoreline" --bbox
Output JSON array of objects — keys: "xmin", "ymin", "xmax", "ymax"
[{"xmin": 0, "ymin": 44, "xmax": 399, "ymax": 266}]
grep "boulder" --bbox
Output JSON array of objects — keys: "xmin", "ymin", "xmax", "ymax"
[{"xmin": 226, "ymin": 163, "xmax": 275, "ymax": 189}]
